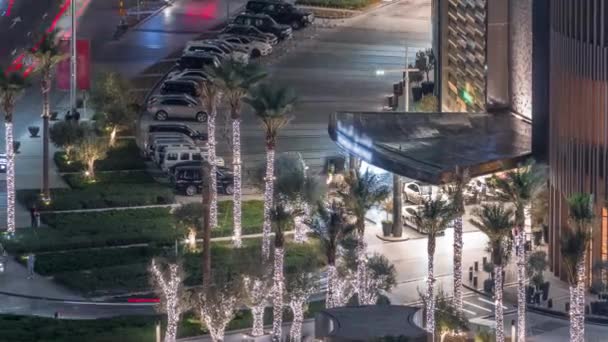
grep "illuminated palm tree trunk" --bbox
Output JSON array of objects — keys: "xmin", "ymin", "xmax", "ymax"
[
  {"xmin": 272, "ymin": 246, "xmax": 284, "ymax": 341},
  {"xmin": 426, "ymin": 235, "xmax": 436, "ymax": 336},
  {"xmin": 515, "ymin": 224, "xmax": 526, "ymax": 342},
  {"xmin": 356, "ymin": 228, "xmax": 368, "ymax": 300},
  {"xmin": 207, "ymin": 109, "xmax": 218, "ymax": 229},
  {"xmin": 5, "ymin": 121, "xmax": 15, "ymax": 233},
  {"xmin": 326, "ymin": 264, "xmax": 337, "ymax": 308},
  {"xmin": 575, "ymin": 257, "xmax": 586, "ymax": 341},
  {"xmin": 494, "ymin": 264, "xmax": 505, "ymax": 342},
  {"xmin": 41, "ymin": 75, "xmax": 51, "ymax": 200},
  {"xmin": 289, "ymin": 296, "xmax": 307, "ymax": 342},
  {"xmin": 262, "ymin": 146, "xmax": 275, "ymax": 259},
  {"xmin": 453, "ymin": 216, "xmax": 464, "ymax": 312},
  {"xmin": 569, "ymin": 284, "xmax": 579, "ymax": 342},
  {"xmin": 231, "ymin": 117, "xmax": 242, "ymax": 247}
]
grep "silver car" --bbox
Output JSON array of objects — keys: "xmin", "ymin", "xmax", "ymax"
[{"xmin": 147, "ymin": 94, "xmax": 208, "ymax": 122}]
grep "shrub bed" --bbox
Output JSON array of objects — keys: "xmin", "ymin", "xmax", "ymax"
[
  {"xmin": 17, "ymin": 184, "xmax": 174, "ymax": 212},
  {"xmin": 54, "ymin": 139, "xmax": 145, "ymax": 173},
  {"xmin": 24, "ymin": 246, "xmax": 162, "ymax": 276},
  {"xmin": 3, "ymin": 208, "xmax": 180, "ymax": 253},
  {"xmin": 63, "ymin": 171, "xmax": 155, "ymax": 189},
  {"xmin": 296, "ymin": 0, "xmax": 377, "ymax": 10},
  {"xmin": 54, "ymin": 263, "xmax": 152, "ymax": 297},
  {"xmin": 214, "ymin": 200, "xmax": 264, "ymax": 238}
]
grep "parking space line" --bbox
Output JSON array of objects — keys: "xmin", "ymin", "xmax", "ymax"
[
  {"xmin": 478, "ymin": 297, "xmax": 507, "ymax": 309},
  {"xmin": 463, "ymin": 300, "xmax": 492, "ymax": 312},
  {"xmin": 462, "ymin": 308, "xmax": 477, "ymax": 315}
]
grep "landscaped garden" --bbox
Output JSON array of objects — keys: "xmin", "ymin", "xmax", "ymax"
[
  {"xmin": 295, "ymin": 0, "xmax": 379, "ymax": 10},
  {"xmin": 53, "ymin": 139, "xmax": 146, "ymax": 173}
]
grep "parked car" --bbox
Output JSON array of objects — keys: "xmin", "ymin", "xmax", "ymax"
[
  {"xmin": 0, "ymin": 153, "xmax": 5, "ymax": 173},
  {"xmin": 183, "ymin": 41, "xmax": 249, "ymax": 64},
  {"xmin": 233, "ymin": 13, "xmax": 292, "ymax": 40},
  {"xmin": 160, "ymin": 79, "xmax": 201, "ymax": 98},
  {"xmin": 221, "ymin": 24, "xmax": 279, "ymax": 45},
  {"xmin": 218, "ymin": 35, "xmax": 272, "ymax": 58},
  {"xmin": 147, "ymin": 94, "xmax": 208, "ymax": 122},
  {"xmin": 170, "ymin": 164, "xmax": 235, "ymax": 196},
  {"xmin": 154, "ymin": 142, "xmax": 196, "ymax": 164},
  {"xmin": 148, "ymin": 137, "xmax": 192, "ymax": 159},
  {"xmin": 402, "ymin": 181, "xmax": 445, "ymax": 204},
  {"xmin": 245, "ymin": 0, "xmax": 314, "ymax": 29},
  {"xmin": 166, "ymin": 69, "xmax": 210, "ymax": 83},
  {"xmin": 148, "ymin": 124, "xmax": 207, "ymax": 142},
  {"xmin": 176, "ymin": 53, "xmax": 221, "ymax": 70}
]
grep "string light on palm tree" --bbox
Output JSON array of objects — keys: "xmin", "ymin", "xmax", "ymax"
[
  {"xmin": 0, "ymin": 68, "xmax": 28, "ymax": 234},
  {"xmin": 491, "ymin": 159, "xmax": 545, "ymax": 342},
  {"xmin": 206, "ymin": 60, "xmax": 266, "ymax": 247},
  {"xmin": 470, "ymin": 204, "xmax": 515, "ymax": 342},
  {"xmin": 562, "ymin": 193, "xmax": 595, "ymax": 342},
  {"xmin": 337, "ymin": 169, "xmax": 389, "ymax": 301},
  {"xmin": 150, "ymin": 259, "xmax": 183, "ymax": 342},
  {"xmin": 412, "ymin": 196, "xmax": 453, "ymax": 338},
  {"xmin": 244, "ymin": 83, "xmax": 297, "ymax": 259},
  {"xmin": 311, "ymin": 201, "xmax": 355, "ymax": 308}
]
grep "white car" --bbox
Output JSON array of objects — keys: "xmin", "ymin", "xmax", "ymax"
[
  {"xmin": 217, "ymin": 35, "xmax": 272, "ymax": 58},
  {"xmin": 183, "ymin": 42, "xmax": 249, "ymax": 64}
]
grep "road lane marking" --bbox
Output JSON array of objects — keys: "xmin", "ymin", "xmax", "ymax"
[
  {"xmin": 478, "ymin": 297, "xmax": 508, "ymax": 309},
  {"xmin": 462, "ymin": 308, "xmax": 477, "ymax": 315},
  {"xmin": 463, "ymin": 300, "xmax": 492, "ymax": 312}
]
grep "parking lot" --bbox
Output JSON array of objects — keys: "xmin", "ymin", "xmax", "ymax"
[{"xmin": 135, "ymin": 0, "xmax": 431, "ymax": 188}]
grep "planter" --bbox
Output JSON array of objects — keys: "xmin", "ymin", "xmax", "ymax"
[
  {"xmin": 421, "ymin": 81, "xmax": 434, "ymax": 95},
  {"xmin": 541, "ymin": 281, "xmax": 550, "ymax": 301},
  {"xmin": 381, "ymin": 221, "xmax": 392, "ymax": 237},
  {"xmin": 242, "ymin": 333, "xmax": 272, "ymax": 342},
  {"xmin": 412, "ymin": 86, "xmax": 423, "ymax": 102},
  {"xmin": 50, "ymin": 111, "xmax": 59, "ymax": 121},
  {"xmin": 28, "ymin": 126, "xmax": 40, "ymax": 138},
  {"xmin": 13, "ymin": 141, "xmax": 20, "ymax": 154}
]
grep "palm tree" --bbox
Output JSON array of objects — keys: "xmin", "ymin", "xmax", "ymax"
[
  {"xmin": 200, "ymin": 68, "xmax": 223, "ymax": 231},
  {"xmin": 207, "ymin": 60, "xmax": 266, "ymax": 247},
  {"xmin": 444, "ymin": 166, "xmax": 469, "ymax": 312},
  {"xmin": 28, "ymin": 29, "xmax": 67, "ymax": 201},
  {"xmin": 492, "ymin": 159, "xmax": 545, "ymax": 341},
  {"xmin": 270, "ymin": 203, "xmax": 295, "ymax": 342},
  {"xmin": 338, "ymin": 169, "xmax": 390, "ymax": 302},
  {"xmin": 244, "ymin": 83, "xmax": 297, "ymax": 259},
  {"xmin": 470, "ymin": 204, "xmax": 515, "ymax": 342},
  {"xmin": 412, "ymin": 196, "xmax": 453, "ymax": 338},
  {"xmin": 311, "ymin": 201, "xmax": 355, "ymax": 308},
  {"xmin": 0, "ymin": 68, "xmax": 28, "ymax": 233},
  {"xmin": 562, "ymin": 193, "xmax": 594, "ymax": 342}
]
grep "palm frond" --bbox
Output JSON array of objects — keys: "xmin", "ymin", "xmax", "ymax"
[
  {"xmin": 567, "ymin": 193, "xmax": 595, "ymax": 226},
  {"xmin": 244, "ymin": 83, "xmax": 297, "ymax": 144},
  {"xmin": 412, "ymin": 196, "xmax": 454, "ymax": 237},
  {"xmin": 491, "ymin": 159, "xmax": 546, "ymax": 210},
  {"xmin": 560, "ymin": 228, "xmax": 591, "ymax": 284}
]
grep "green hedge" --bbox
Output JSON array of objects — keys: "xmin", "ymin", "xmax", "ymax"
[
  {"xmin": 25, "ymin": 246, "xmax": 162, "ymax": 276},
  {"xmin": 54, "ymin": 263, "xmax": 152, "ymax": 297},
  {"xmin": 63, "ymin": 171, "xmax": 155, "ymax": 189},
  {"xmin": 17, "ymin": 184, "xmax": 174, "ymax": 212},
  {"xmin": 55, "ymin": 139, "xmax": 145, "ymax": 173},
  {"xmin": 296, "ymin": 0, "xmax": 377, "ymax": 10},
  {"xmin": 3, "ymin": 208, "xmax": 180, "ymax": 253}
]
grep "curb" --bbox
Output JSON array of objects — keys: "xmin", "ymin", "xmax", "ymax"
[
  {"xmin": 0, "ymin": 290, "xmax": 155, "ymax": 306},
  {"xmin": 375, "ymin": 233, "xmax": 410, "ymax": 242},
  {"xmin": 129, "ymin": 0, "xmax": 172, "ymax": 32}
]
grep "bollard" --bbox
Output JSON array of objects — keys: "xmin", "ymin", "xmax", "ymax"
[
  {"xmin": 469, "ymin": 267, "xmax": 474, "ymax": 282},
  {"xmin": 474, "ymin": 261, "xmax": 479, "ymax": 272},
  {"xmin": 511, "ymin": 320, "xmax": 516, "ymax": 342},
  {"xmin": 482, "ymin": 256, "xmax": 487, "ymax": 266},
  {"xmin": 548, "ymin": 298, "xmax": 553, "ymax": 308},
  {"xmin": 473, "ymin": 276, "xmax": 478, "ymax": 288},
  {"xmin": 585, "ymin": 305, "xmax": 590, "ymax": 315},
  {"xmin": 565, "ymin": 302, "xmax": 570, "ymax": 312},
  {"xmin": 156, "ymin": 321, "xmax": 161, "ymax": 342}
]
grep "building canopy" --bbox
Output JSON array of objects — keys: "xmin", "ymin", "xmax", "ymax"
[{"xmin": 329, "ymin": 111, "xmax": 532, "ymax": 184}]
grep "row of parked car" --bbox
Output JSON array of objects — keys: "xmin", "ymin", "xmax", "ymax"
[
  {"xmin": 141, "ymin": 0, "xmax": 314, "ymax": 195},
  {"xmin": 142, "ymin": 124, "xmax": 235, "ymax": 196},
  {"xmin": 146, "ymin": 0, "xmax": 314, "ymax": 123}
]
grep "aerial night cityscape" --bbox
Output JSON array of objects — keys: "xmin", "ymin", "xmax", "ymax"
[{"xmin": 0, "ymin": 0, "xmax": 607, "ymax": 341}]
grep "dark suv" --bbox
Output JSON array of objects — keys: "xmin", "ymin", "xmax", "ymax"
[
  {"xmin": 170, "ymin": 163, "xmax": 234, "ymax": 196},
  {"xmin": 160, "ymin": 79, "xmax": 201, "ymax": 97},
  {"xmin": 245, "ymin": 0, "xmax": 314, "ymax": 30},
  {"xmin": 233, "ymin": 13, "xmax": 292, "ymax": 40},
  {"xmin": 177, "ymin": 53, "xmax": 220, "ymax": 70}
]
